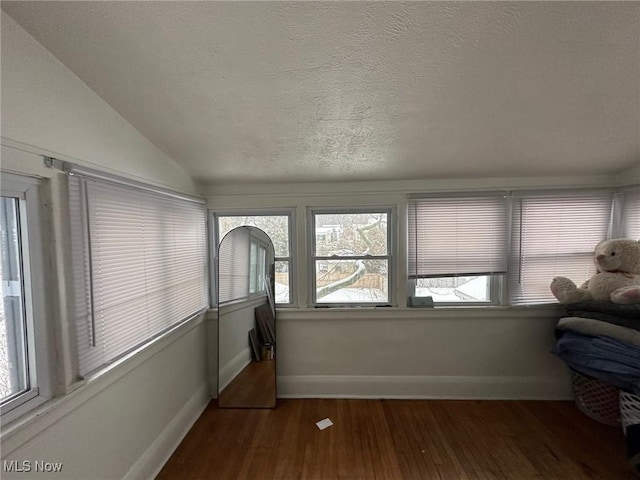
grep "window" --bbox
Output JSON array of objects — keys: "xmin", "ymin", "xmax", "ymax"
[
  {"xmin": 218, "ymin": 227, "xmax": 272, "ymax": 303},
  {"xmin": 249, "ymin": 240, "xmax": 267, "ymax": 294},
  {"xmin": 509, "ymin": 190, "xmax": 614, "ymax": 305},
  {"xmin": 218, "ymin": 226, "xmax": 250, "ymax": 303},
  {"xmin": 619, "ymin": 188, "xmax": 640, "ymax": 240},
  {"xmin": 0, "ymin": 197, "xmax": 28, "ymax": 405},
  {"xmin": 1, "ymin": 174, "xmax": 51, "ymax": 419},
  {"xmin": 408, "ymin": 194, "xmax": 508, "ymax": 304},
  {"xmin": 218, "ymin": 214, "xmax": 293, "ymax": 304},
  {"xmin": 69, "ymin": 173, "xmax": 208, "ymax": 377},
  {"xmin": 310, "ymin": 209, "xmax": 392, "ymax": 305}
]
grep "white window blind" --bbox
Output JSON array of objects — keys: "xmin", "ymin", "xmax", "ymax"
[
  {"xmin": 218, "ymin": 227, "xmax": 250, "ymax": 303},
  {"xmin": 408, "ymin": 194, "xmax": 508, "ymax": 278},
  {"xmin": 509, "ymin": 190, "xmax": 614, "ymax": 305},
  {"xmin": 620, "ymin": 188, "xmax": 640, "ymax": 240},
  {"xmin": 69, "ymin": 176, "xmax": 208, "ymax": 376}
]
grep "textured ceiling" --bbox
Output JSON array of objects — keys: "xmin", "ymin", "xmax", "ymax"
[{"xmin": 2, "ymin": 1, "xmax": 639, "ymax": 185}]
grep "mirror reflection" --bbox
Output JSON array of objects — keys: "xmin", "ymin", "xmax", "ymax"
[{"xmin": 217, "ymin": 226, "xmax": 276, "ymax": 408}]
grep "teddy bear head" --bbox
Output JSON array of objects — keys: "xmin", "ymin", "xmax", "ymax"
[{"xmin": 594, "ymin": 238, "xmax": 640, "ymax": 275}]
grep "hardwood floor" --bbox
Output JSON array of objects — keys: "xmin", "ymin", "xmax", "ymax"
[
  {"xmin": 157, "ymin": 399, "xmax": 631, "ymax": 480},
  {"xmin": 218, "ymin": 360, "xmax": 276, "ymax": 408}
]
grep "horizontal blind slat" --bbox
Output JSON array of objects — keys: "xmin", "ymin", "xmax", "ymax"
[
  {"xmin": 509, "ymin": 191, "xmax": 614, "ymax": 305},
  {"xmin": 408, "ymin": 195, "xmax": 508, "ymax": 277},
  {"xmin": 218, "ymin": 228, "xmax": 250, "ymax": 303},
  {"xmin": 70, "ymin": 176, "xmax": 208, "ymax": 376},
  {"xmin": 622, "ymin": 189, "xmax": 640, "ymax": 240}
]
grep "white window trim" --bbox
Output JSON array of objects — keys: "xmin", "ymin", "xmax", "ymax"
[
  {"xmin": 210, "ymin": 185, "xmax": 636, "ymax": 311},
  {"xmin": 406, "ymin": 192, "xmax": 510, "ymax": 306},
  {"xmin": 213, "ymin": 209, "xmax": 296, "ymax": 307},
  {"xmin": 0, "ymin": 173, "xmax": 53, "ymax": 423},
  {"xmin": 308, "ymin": 206, "xmax": 395, "ymax": 307}
]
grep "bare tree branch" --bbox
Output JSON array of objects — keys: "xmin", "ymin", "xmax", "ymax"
[
  {"xmin": 355, "ymin": 216, "xmax": 381, "ymax": 250},
  {"xmin": 316, "ymin": 260, "xmax": 366, "ymax": 299},
  {"xmin": 316, "ymin": 215, "xmax": 384, "ymax": 299}
]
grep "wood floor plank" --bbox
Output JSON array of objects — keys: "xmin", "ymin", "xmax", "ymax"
[
  {"xmin": 157, "ymin": 399, "xmax": 632, "ymax": 480},
  {"xmin": 218, "ymin": 360, "xmax": 276, "ymax": 408}
]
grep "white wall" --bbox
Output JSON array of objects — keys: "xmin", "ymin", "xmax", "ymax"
[
  {"xmin": 1, "ymin": 319, "xmax": 208, "ymax": 480},
  {"xmin": 616, "ymin": 162, "xmax": 640, "ymax": 187},
  {"xmin": 1, "ymin": 13, "xmax": 198, "ymax": 195},
  {"xmin": 276, "ymin": 307, "xmax": 569, "ymax": 399},
  {"xmin": 1, "ymin": 14, "xmax": 209, "ymax": 480},
  {"xmin": 217, "ymin": 297, "xmax": 266, "ymax": 391},
  {"xmin": 1, "ymin": 8, "xmax": 632, "ymax": 477},
  {"xmin": 206, "ymin": 175, "xmax": 624, "ymax": 400}
]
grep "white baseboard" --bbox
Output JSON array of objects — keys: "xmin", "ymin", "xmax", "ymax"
[
  {"xmin": 218, "ymin": 347, "xmax": 252, "ymax": 392},
  {"xmin": 124, "ymin": 382, "xmax": 210, "ymax": 480},
  {"xmin": 277, "ymin": 374, "xmax": 573, "ymax": 400}
]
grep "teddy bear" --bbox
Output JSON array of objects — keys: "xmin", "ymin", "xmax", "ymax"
[{"xmin": 550, "ymin": 238, "xmax": 640, "ymax": 305}]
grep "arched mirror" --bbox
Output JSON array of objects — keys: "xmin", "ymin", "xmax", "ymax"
[{"xmin": 217, "ymin": 226, "xmax": 276, "ymax": 408}]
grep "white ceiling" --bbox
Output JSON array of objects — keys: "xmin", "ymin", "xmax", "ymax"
[{"xmin": 2, "ymin": 1, "xmax": 639, "ymax": 185}]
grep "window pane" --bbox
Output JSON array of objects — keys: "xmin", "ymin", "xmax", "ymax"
[
  {"xmin": 275, "ymin": 260, "xmax": 290, "ymax": 304},
  {"xmin": 0, "ymin": 197, "xmax": 29, "ymax": 403},
  {"xmin": 315, "ymin": 259, "xmax": 388, "ymax": 303},
  {"xmin": 250, "ymin": 244, "xmax": 266, "ymax": 294},
  {"xmin": 258, "ymin": 246, "xmax": 266, "ymax": 293},
  {"xmin": 249, "ymin": 243, "xmax": 258, "ymax": 293},
  {"xmin": 415, "ymin": 276, "xmax": 491, "ymax": 303},
  {"xmin": 315, "ymin": 213, "xmax": 388, "ymax": 256},
  {"xmin": 219, "ymin": 215, "xmax": 289, "ymax": 257}
]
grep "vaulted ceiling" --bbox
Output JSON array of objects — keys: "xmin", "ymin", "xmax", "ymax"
[{"xmin": 2, "ymin": 1, "xmax": 639, "ymax": 185}]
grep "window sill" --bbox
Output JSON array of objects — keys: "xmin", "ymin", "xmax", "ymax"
[
  {"xmin": 217, "ymin": 295, "xmax": 268, "ymax": 315},
  {"xmin": 277, "ymin": 304, "xmax": 564, "ymax": 321},
  {"xmin": 0, "ymin": 311, "xmax": 206, "ymax": 452},
  {"xmin": 0, "ymin": 392, "xmax": 48, "ymax": 426}
]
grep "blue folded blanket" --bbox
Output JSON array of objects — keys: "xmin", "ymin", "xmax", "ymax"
[{"xmin": 553, "ymin": 331, "xmax": 640, "ymax": 394}]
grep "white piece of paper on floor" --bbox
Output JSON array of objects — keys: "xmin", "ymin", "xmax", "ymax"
[{"xmin": 316, "ymin": 418, "xmax": 333, "ymax": 430}]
